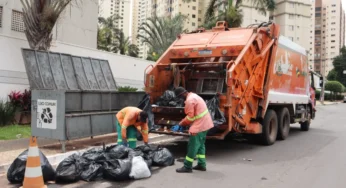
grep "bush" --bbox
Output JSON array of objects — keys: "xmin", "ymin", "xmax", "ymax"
[
  {"xmin": 325, "ymin": 81, "xmax": 344, "ymax": 93},
  {"xmin": 0, "ymin": 100, "xmax": 16, "ymax": 126},
  {"xmin": 118, "ymin": 86, "xmax": 138, "ymax": 92},
  {"xmin": 8, "ymin": 90, "xmax": 31, "ymax": 112}
]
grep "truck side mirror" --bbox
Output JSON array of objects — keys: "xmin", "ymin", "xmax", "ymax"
[{"xmin": 319, "ymin": 76, "xmax": 324, "ymax": 87}]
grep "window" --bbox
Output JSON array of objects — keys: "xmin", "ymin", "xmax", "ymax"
[
  {"xmin": 315, "ymin": 7, "xmax": 321, "ymax": 11},
  {"xmin": 331, "ymin": 46, "xmax": 335, "ymax": 48},
  {"xmin": 11, "ymin": 10, "xmax": 25, "ymax": 32},
  {"xmin": 192, "ymin": 22, "xmax": 196, "ymax": 26},
  {"xmin": 192, "ymin": 14, "xmax": 196, "ymax": 18},
  {"xmin": 289, "ymin": 2, "xmax": 294, "ymax": 8},
  {"xmin": 315, "ymin": 30, "xmax": 321, "ymax": 34},
  {"xmin": 332, "ymin": 22, "xmax": 336, "ymax": 24},
  {"xmin": 315, "ymin": 13, "xmax": 321, "ymax": 17},
  {"xmin": 192, "ymin": 6, "xmax": 196, "ymax": 10},
  {"xmin": 332, "ymin": 10, "xmax": 336, "ymax": 13},
  {"xmin": 331, "ymin": 40, "xmax": 335, "ymax": 43},
  {"xmin": 198, "ymin": 18, "xmax": 201, "ymax": 21},
  {"xmin": 289, "ymin": 37, "xmax": 294, "ymax": 41},
  {"xmin": 198, "ymin": 10, "xmax": 202, "ymax": 13},
  {"xmin": 288, "ymin": 25, "xmax": 294, "ymax": 31},
  {"xmin": 0, "ymin": 6, "xmax": 2, "ymax": 28},
  {"xmin": 297, "ymin": 37, "xmax": 299, "ymax": 41},
  {"xmin": 289, "ymin": 14, "xmax": 294, "ymax": 19},
  {"xmin": 332, "ymin": 4, "xmax": 336, "ymax": 7},
  {"xmin": 331, "ymin": 34, "xmax": 336, "ymax": 37}
]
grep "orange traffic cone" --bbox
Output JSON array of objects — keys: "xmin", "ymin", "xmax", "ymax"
[{"xmin": 20, "ymin": 136, "xmax": 47, "ymax": 188}]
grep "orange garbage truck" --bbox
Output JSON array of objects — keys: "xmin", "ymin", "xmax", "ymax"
[{"xmin": 144, "ymin": 21, "xmax": 322, "ymax": 145}]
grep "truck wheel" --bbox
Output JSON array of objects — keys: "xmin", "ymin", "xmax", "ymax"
[
  {"xmin": 260, "ymin": 109, "xmax": 278, "ymax": 145},
  {"xmin": 300, "ymin": 108, "xmax": 311, "ymax": 131},
  {"xmin": 277, "ymin": 108, "xmax": 290, "ymax": 140}
]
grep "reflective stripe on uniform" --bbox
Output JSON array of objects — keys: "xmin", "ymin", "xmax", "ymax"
[
  {"xmin": 186, "ymin": 109, "xmax": 209, "ymax": 122},
  {"xmin": 117, "ymin": 139, "xmax": 122, "ymax": 142},
  {"xmin": 127, "ymin": 138, "xmax": 137, "ymax": 142},
  {"xmin": 141, "ymin": 130, "xmax": 148, "ymax": 134},
  {"xmin": 121, "ymin": 111, "xmax": 126, "ymax": 117},
  {"xmin": 121, "ymin": 125, "xmax": 127, "ymax": 129},
  {"xmin": 196, "ymin": 154, "xmax": 206, "ymax": 159},
  {"xmin": 185, "ymin": 156, "xmax": 194, "ymax": 162}
]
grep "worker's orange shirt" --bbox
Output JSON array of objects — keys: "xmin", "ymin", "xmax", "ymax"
[
  {"xmin": 179, "ymin": 93, "xmax": 213, "ymax": 134},
  {"xmin": 116, "ymin": 107, "xmax": 149, "ymax": 143}
]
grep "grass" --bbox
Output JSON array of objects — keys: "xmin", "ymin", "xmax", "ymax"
[{"xmin": 0, "ymin": 125, "xmax": 31, "ymax": 140}]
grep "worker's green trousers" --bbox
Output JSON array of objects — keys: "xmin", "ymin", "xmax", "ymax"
[
  {"xmin": 184, "ymin": 131, "xmax": 208, "ymax": 169},
  {"xmin": 115, "ymin": 118, "xmax": 137, "ymax": 149}
]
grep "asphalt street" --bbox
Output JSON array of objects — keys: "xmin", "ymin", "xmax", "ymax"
[{"xmin": 1, "ymin": 103, "xmax": 346, "ymax": 188}]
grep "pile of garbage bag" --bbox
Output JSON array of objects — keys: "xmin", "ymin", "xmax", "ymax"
[
  {"xmin": 7, "ymin": 145, "xmax": 174, "ymax": 184},
  {"xmin": 156, "ymin": 90, "xmax": 184, "ymax": 107},
  {"xmin": 55, "ymin": 144, "xmax": 174, "ymax": 183}
]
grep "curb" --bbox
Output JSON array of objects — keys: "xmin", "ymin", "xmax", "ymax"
[{"xmin": 0, "ymin": 134, "xmax": 182, "ymax": 175}]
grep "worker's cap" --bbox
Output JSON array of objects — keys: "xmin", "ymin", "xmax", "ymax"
[{"xmin": 174, "ymin": 87, "xmax": 187, "ymax": 98}]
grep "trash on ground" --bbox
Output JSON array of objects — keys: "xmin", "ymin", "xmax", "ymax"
[
  {"xmin": 7, "ymin": 144, "xmax": 174, "ymax": 185},
  {"xmin": 130, "ymin": 156, "xmax": 151, "ymax": 180},
  {"xmin": 152, "ymin": 147, "xmax": 175, "ymax": 166},
  {"xmin": 7, "ymin": 149, "xmax": 56, "ymax": 184}
]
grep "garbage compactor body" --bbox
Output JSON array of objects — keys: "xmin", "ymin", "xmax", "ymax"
[{"xmin": 144, "ymin": 22, "xmax": 320, "ymax": 145}]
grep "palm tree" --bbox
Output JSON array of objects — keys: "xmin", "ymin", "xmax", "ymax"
[
  {"xmin": 21, "ymin": 0, "xmax": 74, "ymax": 50},
  {"xmin": 137, "ymin": 14, "xmax": 187, "ymax": 59},
  {"xmin": 97, "ymin": 15, "xmax": 122, "ymax": 51},
  {"xmin": 114, "ymin": 30, "xmax": 130, "ymax": 55},
  {"xmin": 128, "ymin": 44, "xmax": 139, "ymax": 58}
]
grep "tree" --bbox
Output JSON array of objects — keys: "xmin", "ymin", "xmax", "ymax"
[
  {"xmin": 137, "ymin": 14, "xmax": 187, "ymax": 59},
  {"xmin": 332, "ymin": 46, "xmax": 346, "ymax": 86},
  {"xmin": 21, "ymin": 0, "xmax": 74, "ymax": 50},
  {"xmin": 327, "ymin": 69, "xmax": 338, "ymax": 81},
  {"xmin": 196, "ymin": 0, "xmax": 276, "ymax": 29},
  {"xmin": 98, "ymin": 16, "xmax": 139, "ymax": 57},
  {"xmin": 325, "ymin": 81, "xmax": 344, "ymax": 101},
  {"xmin": 97, "ymin": 15, "xmax": 122, "ymax": 51}
]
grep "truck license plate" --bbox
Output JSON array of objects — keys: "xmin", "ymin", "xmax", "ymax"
[{"xmin": 198, "ymin": 50, "xmax": 212, "ymax": 55}]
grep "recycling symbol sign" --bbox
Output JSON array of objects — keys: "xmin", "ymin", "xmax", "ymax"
[{"xmin": 37, "ymin": 100, "xmax": 57, "ymax": 129}]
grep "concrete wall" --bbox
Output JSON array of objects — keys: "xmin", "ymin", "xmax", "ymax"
[
  {"xmin": 0, "ymin": 0, "xmax": 98, "ymax": 49},
  {"xmin": 0, "ymin": 35, "xmax": 154, "ymax": 100}
]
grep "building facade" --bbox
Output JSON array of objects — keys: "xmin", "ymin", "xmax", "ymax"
[
  {"xmin": 99, "ymin": 0, "xmax": 131, "ymax": 37},
  {"xmin": 313, "ymin": 0, "xmax": 345, "ymax": 76},
  {"xmin": 132, "ymin": 0, "xmax": 152, "ymax": 59},
  {"xmin": 273, "ymin": 0, "xmax": 315, "ymax": 65}
]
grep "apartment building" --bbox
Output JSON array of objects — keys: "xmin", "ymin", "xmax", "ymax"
[
  {"xmin": 132, "ymin": 0, "xmax": 153, "ymax": 59},
  {"xmin": 273, "ymin": 0, "xmax": 315, "ymax": 66},
  {"xmin": 314, "ymin": 0, "xmax": 345, "ymax": 76},
  {"xmin": 240, "ymin": 0, "xmax": 271, "ymax": 27},
  {"xmin": 99, "ymin": 0, "xmax": 131, "ymax": 37}
]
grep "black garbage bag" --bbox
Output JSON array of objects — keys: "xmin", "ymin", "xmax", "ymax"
[
  {"xmin": 156, "ymin": 90, "xmax": 175, "ymax": 106},
  {"xmin": 152, "ymin": 147, "xmax": 175, "ymax": 167},
  {"xmin": 80, "ymin": 162, "xmax": 103, "ymax": 182},
  {"xmin": 105, "ymin": 145, "xmax": 130, "ymax": 159},
  {"xmin": 82, "ymin": 148, "xmax": 107, "ymax": 163},
  {"xmin": 7, "ymin": 149, "xmax": 56, "ymax": 184},
  {"xmin": 206, "ymin": 96, "xmax": 226, "ymax": 126},
  {"xmin": 56, "ymin": 154, "xmax": 86, "ymax": 183},
  {"xmin": 103, "ymin": 158, "xmax": 132, "ymax": 181},
  {"xmin": 132, "ymin": 145, "xmax": 154, "ymax": 168},
  {"xmin": 137, "ymin": 94, "xmax": 156, "ymax": 132}
]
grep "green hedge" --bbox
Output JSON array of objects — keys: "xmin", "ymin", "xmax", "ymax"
[{"xmin": 315, "ymin": 90, "xmax": 344, "ymax": 101}]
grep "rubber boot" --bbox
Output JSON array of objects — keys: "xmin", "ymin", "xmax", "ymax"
[
  {"xmin": 176, "ymin": 166, "xmax": 192, "ymax": 173},
  {"xmin": 193, "ymin": 165, "xmax": 206, "ymax": 171}
]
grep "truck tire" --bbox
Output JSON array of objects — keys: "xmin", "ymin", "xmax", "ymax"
[
  {"xmin": 277, "ymin": 107, "xmax": 290, "ymax": 140},
  {"xmin": 260, "ymin": 109, "xmax": 278, "ymax": 145},
  {"xmin": 300, "ymin": 108, "xmax": 311, "ymax": 131}
]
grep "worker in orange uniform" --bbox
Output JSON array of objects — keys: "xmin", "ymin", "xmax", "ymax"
[
  {"xmin": 115, "ymin": 107, "xmax": 149, "ymax": 148},
  {"xmin": 174, "ymin": 87, "xmax": 213, "ymax": 173}
]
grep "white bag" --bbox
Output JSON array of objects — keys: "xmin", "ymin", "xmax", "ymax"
[{"xmin": 129, "ymin": 156, "xmax": 151, "ymax": 180}]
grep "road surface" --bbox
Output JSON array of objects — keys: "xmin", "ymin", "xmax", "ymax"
[{"xmin": 1, "ymin": 103, "xmax": 346, "ymax": 188}]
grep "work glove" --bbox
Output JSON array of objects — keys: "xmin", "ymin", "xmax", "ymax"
[
  {"xmin": 171, "ymin": 125, "xmax": 181, "ymax": 132},
  {"xmin": 122, "ymin": 140, "xmax": 128, "ymax": 147}
]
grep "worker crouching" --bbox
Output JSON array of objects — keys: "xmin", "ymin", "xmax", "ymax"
[
  {"xmin": 174, "ymin": 87, "xmax": 213, "ymax": 173},
  {"xmin": 115, "ymin": 107, "xmax": 149, "ymax": 148}
]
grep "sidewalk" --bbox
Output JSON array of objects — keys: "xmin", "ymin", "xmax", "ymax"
[{"xmin": 316, "ymin": 101, "xmax": 342, "ymax": 106}]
